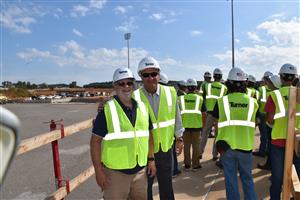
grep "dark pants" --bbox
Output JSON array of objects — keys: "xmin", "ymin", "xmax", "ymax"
[
  {"xmin": 258, "ymin": 113, "xmax": 268, "ymax": 154},
  {"xmin": 264, "ymin": 125, "xmax": 272, "ymax": 167},
  {"xmin": 148, "ymin": 148, "xmax": 174, "ymax": 200},
  {"xmin": 172, "ymin": 138, "xmax": 180, "ymax": 174},
  {"xmin": 270, "ymin": 144, "xmax": 300, "ymax": 200}
]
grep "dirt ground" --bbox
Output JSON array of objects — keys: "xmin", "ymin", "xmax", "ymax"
[{"xmin": 152, "ymin": 133, "xmax": 271, "ymax": 200}]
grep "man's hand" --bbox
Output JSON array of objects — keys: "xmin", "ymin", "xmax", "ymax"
[
  {"xmin": 175, "ymin": 138, "xmax": 183, "ymax": 156},
  {"xmin": 95, "ymin": 167, "xmax": 110, "ymax": 190},
  {"xmin": 147, "ymin": 160, "xmax": 156, "ymax": 177}
]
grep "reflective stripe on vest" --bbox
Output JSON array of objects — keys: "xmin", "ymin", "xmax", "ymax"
[
  {"xmin": 103, "ymin": 100, "xmax": 149, "ymax": 141},
  {"xmin": 247, "ymin": 88, "xmax": 252, "ymax": 97},
  {"xmin": 273, "ymin": 90, "xmax": 286, "ymax": 119},
  {"xmin": 261, "ymin": 86, "xmax": 267, "ymax": 102},
  {"xmin": 206, "ymin": 83, "xmax": 225, "ymax": 99},
  {"xmin": 180, "ymin": 95, "xmax": 202, "ymax": 115},
  {"xmin": 152, "ymin": 119, "xmax": 175, "ymax": 129},
  {"xmin": 218, "ymin": 96, "xmax": 256, "ymax": 128}
]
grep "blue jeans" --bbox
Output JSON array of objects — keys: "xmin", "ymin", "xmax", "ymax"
[
  {"xmin": 270, "ymin": 144, "xmax": 300, "ymax": 200},
  {"xmin": 220, "ymin": 149, "xmax": 257, "ymax": 200},
  {"xmin": 258, "ymin": 113, "xmax": 268, "ymax": 154}
]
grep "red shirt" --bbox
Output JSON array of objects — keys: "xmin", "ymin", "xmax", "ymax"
[{"xmin": 265, "ymin": 96, "xmax": 286, "ymax": 147}]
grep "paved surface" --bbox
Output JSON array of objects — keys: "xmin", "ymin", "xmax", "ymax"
[{"xmin": 1, "ymin": 104, "xmax": 271, "ymax": 200}]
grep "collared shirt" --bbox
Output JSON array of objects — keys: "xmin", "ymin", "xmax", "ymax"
[{"xmin": 141, "ymin": 85, "xmax": 185, "ymax": 138}]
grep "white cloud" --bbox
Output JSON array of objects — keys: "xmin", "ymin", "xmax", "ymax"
[
  {"xmin": 73, "ymin": 29, "xmax": 83, "ymax": 37},
  {"xmin": 149, "ymin": 10, "xmax": 178, "ymax": 25},
  {"xmin": 53, "ymin": 8, "xmax": 63, "ymax": 19},
  {"xmin": 214, "ymin": 17, "xmax": 300, "ymax": 78},
  {"xmin": 114, "ymin": 5, "xmax": 133, "ymax": 14},
  {"xmin": 17, "ymin": 48, "xmax": 50, "ymax": 61},
  {"xmin": 0, "ymin": 5, "xmax": 36, "ymax": 34},
  {"xmin": 268, "ymin": 12, "xmax": 285, "ymax": 20},
  {"xmin": 89, "ymin": 0, "xmax": 106, "ymax": 9},
  {"xmin": 247, "ymin": 31, "xmax": 262, "ymax": 43},
  {"xmin": 163, "ymin": 19, "xmax": 176, "ymax": 24},
  {"xmin": 150, "ymin": 13, "xmax": 164, "ymax": 21},
  {"xmin": 71, "ymin": 0, "xmax": 106, "ymax": 17},
  {"xmin": 235, "ymin": 38, "xmax": 240, "ymax": 43},
  {"xmin": 17, "ymin": 40, "xmax": 148, "ymax": 70},
  {"xmin": 190, "ymin": 30, "xmax": 202, "ymax": 36},
  {"xmin": 115, "ymin": 17, "xmax": 137, "ymax": 32},
  {"xmin": 257, "ymin": 17, "xmax": 300, "ymax": 46}
]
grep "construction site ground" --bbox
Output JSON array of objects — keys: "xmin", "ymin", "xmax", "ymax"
[{"xmin": 153, "ymin": 132, "xmax": 271, "ymax": 200}]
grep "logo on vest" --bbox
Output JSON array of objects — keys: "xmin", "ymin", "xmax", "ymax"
[
  {"xmin": 185, "ymin": 100, "xmax": 196, "ymax": 103},
  {"xmin": 212, "ymin": 86, "xmax": 221, "ymax": 90},
  {"xmin": 230, "ymin": 102, "xmax": 248, "ymax": 108}
]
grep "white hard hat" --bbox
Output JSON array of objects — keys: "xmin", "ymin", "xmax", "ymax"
[
  {"xmin": 179, "ymin": 80, "xmax": 187, "ymax": 86},
  {"xmin": 263, "ymin": 71, "xmax": 273, "ymax": 78},
  {"xmin": 269, "ymin": 75, "xmax": 281, "ymax": 88},
  {"xmin": 248, "ymin": 75, "xmax": 256, "ymax": 83},
  {"xmin": 186, "ymin": 78, "xmax": 197, "ymax": 86},
  {"xmin": 213, "ymin": 68, "xmax": 223, "ymax": 76},
  {"xmin": 138, "ymin": 57, "xmax": 160, "ymax": 75},
  {"xmin": 113, "ymin": 67, "xmax": 134, "ymax": 83},
  {"xmin": 279, "ymin": 63, "xmax": 298, "ymax": 75},
  {"xmin": 204, "ymin": 71, "xmax": 212, "ymax": 78},
  {"xmin": 159, "ymin": 72, "xmax": 169, "ymax": 85},
  {"xmin": 227, "ymin": 67, "xmax": 247, "ymax": 81}
]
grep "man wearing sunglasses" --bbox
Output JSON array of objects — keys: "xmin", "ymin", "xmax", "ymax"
[
  {"xmin": 91, "ymin": 67, "xmax": 156, "ymax": 200},
  {"xmin": 133, "ymin": 57, "xmax": 184, "ymax": 200}
]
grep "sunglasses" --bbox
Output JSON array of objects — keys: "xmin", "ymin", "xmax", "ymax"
[
  {"xmin": 117, "ymin": 81, "xmax": 134, "ymax": 87},
  {"xmin": 141, "ymin": 72, "xmax": 159, "ymax": 78}
]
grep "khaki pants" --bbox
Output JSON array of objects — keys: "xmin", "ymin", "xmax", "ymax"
[
  {"xmin": 183, "ymin": 130, "xmax": 201, "ymax": 168},
  {"xmin": 103, "ymin": 167, "xmax": 147, "ymax": 200},
  {"xmin": 199, "ymin": 113, "xmax": 218, "ymax": 158}
]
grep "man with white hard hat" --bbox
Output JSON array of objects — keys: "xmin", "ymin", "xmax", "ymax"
[
  {"xmin": 257, "ymin": 74, "xmax": 281, "ymax": 171},
  {"xmin": 265, "ymin": 63, "xmax": 300, "ymax": 199},
  {"xmin": 179, "ymin": 78, "xmax": 206, "ymax": 171},
  {"xmin": 213, "ymin": 67, "xmax": 259, "ymax": 200},
  {"xmin": 253, "ymin": 71, "xmax": 273, "ymax": 157},
  {"xmin": 91, "ymin": 67, "xmax": 156, "ymax": 200},
  {"xmin": 177, "ymin": 79, "xmax": 187, "ymax": 96},
  {"xmin": 199, "ymin": 71, "xmax": 212, "ymax": 95},
  {"xmin": 133, "ymin": 57, "xmax": 184, "ymax": 200},
  {"xmin": 199, "ymin": 68, "xmax": 227, "ymax": 165},
  {"xmin": 247, "ymin": 75, "xmax": 259, "ymax": 100}
]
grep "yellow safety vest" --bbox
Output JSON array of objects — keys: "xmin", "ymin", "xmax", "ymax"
[
  {"xmin": 216, "ymin": 93, "xmax": 258, "ymax": 150},
  {"xmin": 102, "ymin": 99, "xmax": 149, "ymax": 169},
  {"xmin": 133, "ymin": 85, "xmax": 176, "ymax": 153}
]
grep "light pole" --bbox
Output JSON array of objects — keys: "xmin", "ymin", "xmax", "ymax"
[
  {"xmin": 124, "ymin": 33, "xmax": 131, "ymax": 68},
  {"xmin": 230, "ymin": 0, "xmax": 235, "ymax": 68}
]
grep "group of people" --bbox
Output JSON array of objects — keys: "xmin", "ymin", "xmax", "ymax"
[{"xmin": 90, "ymin": 56, "xmax": 300, "ymax": 200}]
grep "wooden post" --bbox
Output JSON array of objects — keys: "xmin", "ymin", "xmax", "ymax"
[{"xmin": 282, "ymin": 87, "xmax": 297, "ymax": 199}]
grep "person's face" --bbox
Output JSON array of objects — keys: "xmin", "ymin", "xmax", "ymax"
[
  {"xmin": 266, "ymin": 79, "xmax": 276, "ymax": 90},
  {"xmin": 140, "ymin": 68, "xmax": 160, "ymax": 93},
  {"xmin": 114, "ymin": 78, "xmax": 135, "ymax": 100},
  {"xmin": 204, "ymin": 77, "xmax": 211, "ymax": 82}
]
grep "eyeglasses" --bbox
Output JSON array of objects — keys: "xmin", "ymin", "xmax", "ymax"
[
  {"xmin": 141, "ymin": 72, "xmax": 158, "ymax": 78},
  {"xmin": 117, "ymin": 81, "xmax": 134, "ymax": 87}
]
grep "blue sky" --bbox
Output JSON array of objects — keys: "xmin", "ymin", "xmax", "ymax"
[{"xmin": 1, "ymin": 0, "xmax": 299, "ymax": 86}]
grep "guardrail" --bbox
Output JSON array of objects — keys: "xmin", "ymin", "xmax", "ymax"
[{"xmin": 17, "ymin": 118, "xmax": 95, "ymax": 200}]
